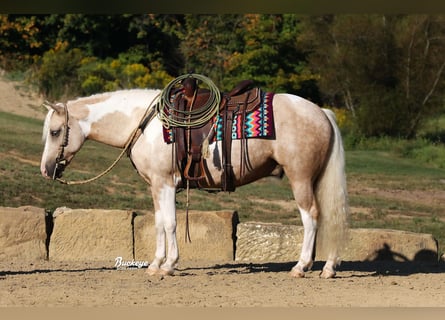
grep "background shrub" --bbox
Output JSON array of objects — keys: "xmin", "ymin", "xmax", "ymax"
[{"xmin": 32, "ymin": 41, "xmax": 84, "ymax": 100}]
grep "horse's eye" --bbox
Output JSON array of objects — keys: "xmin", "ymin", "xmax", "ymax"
[{"xmin": 50, "ymin": 129, "xmax": 61, "ymax": 137}]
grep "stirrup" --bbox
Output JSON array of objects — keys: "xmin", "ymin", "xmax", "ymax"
[{"xmin": 184, "ymin": 155, "xmax": 206, "ymax": 181}]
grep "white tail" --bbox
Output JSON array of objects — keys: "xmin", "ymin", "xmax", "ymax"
[{"xmin": 315, "ymin": 109, "xmax": 350, "ymax": 263}]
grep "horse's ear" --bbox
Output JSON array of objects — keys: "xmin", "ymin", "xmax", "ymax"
[
  {"xmin": 43, "ymin": 101, "xmax": 66, "ymax": 114},
  {"xmin": 42, "ymin": 101, "xmax": 52, "ymax": 112}
]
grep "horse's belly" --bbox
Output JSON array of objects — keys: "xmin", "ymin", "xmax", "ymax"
[{"xmin": 197, "ymin": 139, "xmax": 278, "ymax": 189}]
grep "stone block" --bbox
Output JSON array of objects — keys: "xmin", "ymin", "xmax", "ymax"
[
  {"xmin": 235, "ymin": 222, "xmax": 303, "ymax": 262},
  {"xmin": 344, "ymin": 228, "xmax": 438, "ymax": 262},
  {"xmin": 134, "ymin": 210, "xmax": 238, "ymax": 262},
  {"xmin": 0, "ymin": 206, "xmax": 48, "ymax": 261},
  {"xmin": 235, "ymin": 223, "xmax": 439, "ymax": 262},
  {"xmin": 49, "ymin": 207, "xmax": 134, "ymax": 262}
]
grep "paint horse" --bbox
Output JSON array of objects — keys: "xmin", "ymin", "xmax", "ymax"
[{"xmin": 40, "ymin": 86, "xmax": 349, "ymax": 278}]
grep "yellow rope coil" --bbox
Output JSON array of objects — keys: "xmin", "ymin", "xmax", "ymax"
[{"xmin": 157, "ymin": 74, "xmax": 221, "ymax": 128}]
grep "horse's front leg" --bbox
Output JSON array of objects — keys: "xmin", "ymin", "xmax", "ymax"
[{"xmin": 146, "ymin": 184, "xmax": 179, "ymax": 276}]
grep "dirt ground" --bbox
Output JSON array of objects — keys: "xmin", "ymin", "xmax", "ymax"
[
  {"xmin": 2, "ymin": 74, "xmax": 445, "ymax": 308},
  {"xmin": 0, "ymin": 72, "xmax": 45, "ymax": 120},
  {"xmin": 1, "ymin": 259, "xmax": 445, "ymax": 307}
]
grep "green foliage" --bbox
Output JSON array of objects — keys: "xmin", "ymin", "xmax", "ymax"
[
  {"xmin": 299, "ymin": 14, "xmax": 445, "ymax": 138},
  {"xmin": 418, "ymin": 113, "xmax": 445, "ymax": 144},
  {"xmin": 0, "ymin": 15, "xmax": 45, "ymax": 70},
  {"xmin": 32, "ymin": 42, "xmax": 174, "ymax": 99},
  {"xmin": 78, "ymin": 57, "xmax": 119, "ymax": 94},
  {"xmin": 2, "ymin": 14, "xmax": 445, "ymax": 138},
  {"xmin": 179, "ymin": 15, "xmax": 245, "ymax": 87},
  {"xmin": 176, "ymin": 14, "xmax": 319, "ymax": 95},
  {"xmin": 32, "ymin": 41, "xmax": 85, "ymax": 100},
  {"xmin": 404, "ymin": 143, "xmax": 445, "ymax": 169},
  {"xmin": 222, "ymin": 14, "xmax": 318, "ymax": 94},
  {"xmin": 355, "ymin": 88, "xmax": 407, "ymax": 137},
  {"xmin": 78, "ymin": 57, "xmax": 173, "ymax": 96}
]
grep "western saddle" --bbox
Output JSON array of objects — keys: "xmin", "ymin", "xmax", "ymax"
[{"xmin": 166, "ymin": 75, "xmax": 262, "ymax": 192}]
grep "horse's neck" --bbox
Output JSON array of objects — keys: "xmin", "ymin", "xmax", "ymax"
[
  {"xmin": 75, "ymin": 91, "xmax": 157, "ymax": 148},
  {"xmin": 86, "ymin": 109, "xmax": 146, "ymax": 147}
]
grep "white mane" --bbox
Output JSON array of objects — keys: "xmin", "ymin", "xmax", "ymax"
[{"xmin": 42, "ymin": 109, "xmax": 55, "ymax": 143}]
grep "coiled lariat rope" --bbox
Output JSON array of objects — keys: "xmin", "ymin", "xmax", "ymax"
[{"xmin": 157, "ymin": 73, "xmax": 221, "ymax": 129}]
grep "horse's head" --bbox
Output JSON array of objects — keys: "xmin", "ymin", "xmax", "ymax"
[{"xmin": 40, "ymin": 101, "xmax": 85, "ymax": 180}]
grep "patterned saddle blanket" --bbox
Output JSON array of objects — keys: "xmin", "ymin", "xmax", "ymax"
[{"xmin": 163, "ymin": 90, "xmax": 275, "ymax": 144}]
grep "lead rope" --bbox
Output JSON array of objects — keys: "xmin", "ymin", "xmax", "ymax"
[
  {"xmin": 184, "ymin": 87, "xmax": 198, "ymax": 243},
  {"xmin": 185, "ymin": 179, "xmax": 192, "ymax": 242}
]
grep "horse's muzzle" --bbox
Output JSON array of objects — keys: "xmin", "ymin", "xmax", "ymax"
[{"xmin": 47, "ymin": 159, "xmax": 67, "ymax": 180}]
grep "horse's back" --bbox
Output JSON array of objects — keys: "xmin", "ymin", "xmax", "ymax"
[{"xmin": 273, "ymin": 93, "xmax": 329, "ymax": 125}]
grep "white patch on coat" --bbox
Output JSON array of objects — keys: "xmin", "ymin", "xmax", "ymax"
[{"xmin": 76, "ymin": 89, "xmax": 160, "ymax": 136}]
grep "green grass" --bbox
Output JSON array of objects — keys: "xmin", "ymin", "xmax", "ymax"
[
  {"xmin": 345, "ymin": 148, "xmax": 445, "ymax": 255},
  {"xmin": 0, "ymin": 111, "xmax": 152, "ymax": 211},
  {"xmin": 175, "ymin": 177, "xmax": 298, "ymax": 224},
  {"xmin": 347, "ymin": 150, "xmax": 442, "ymax": 176},
  {"xmin": 1, "ymin": 110, "xmax": 445, "ymax": 255}
]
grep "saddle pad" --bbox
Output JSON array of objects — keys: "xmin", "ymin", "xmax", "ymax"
[
  {"xmin": 215, "ymin": 91, "xmax": 275, "ymax": 141},
  {"xmin": 162, "ymin": 91, "xmax": 275, "ymax": 143}
]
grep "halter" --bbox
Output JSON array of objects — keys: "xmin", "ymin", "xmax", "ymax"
[{"xmin": 50, "ymin": 102, "xmax": 70, "ymax": 180}]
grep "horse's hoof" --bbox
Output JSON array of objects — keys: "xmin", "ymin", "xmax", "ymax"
[
  {"xmin": 145, "ymin": 267, "xmax": 159, "ymax": 276},
  {"xmin": 320, "ymin": 268, "xmax": 336, "ymax": 279},
  {"xmin": 159, "ymin": 268, "xmax": 175, "ymax": 276},
  {"xmin": 290, "ymin": 267, "xmax": 305, "ymax": 278}
]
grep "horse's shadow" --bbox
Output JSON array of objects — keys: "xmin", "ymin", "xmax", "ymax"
[
  {"xmin": 178, "ymin": 244, "xmax": 445, "ymax": 277},
  {"xmin": 1, "ymin": 260, "xmax": 443, "ymax": 278},
  {"xmin": 0, "ymin": 266, "xmax": 115, "ymax": 277},
  {"xmin": 178, "ymin": 259, "xmax": 445, "ymax": 278}
]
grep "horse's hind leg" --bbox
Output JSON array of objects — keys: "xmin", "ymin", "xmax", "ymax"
[{"xmin": 289, "ymin": 180, "xmax": 318, "ymax": 278}]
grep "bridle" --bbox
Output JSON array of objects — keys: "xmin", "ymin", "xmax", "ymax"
[
  {"xmin": 43, "ymin": 95, "xmax": 159, "ymax": 185},
  {"xmin": 44, "ymin": 101, "xmax": 70, "ymax": 181}
]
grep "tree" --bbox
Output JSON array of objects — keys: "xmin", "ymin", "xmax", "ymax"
[
  {"xmin": 33, "ymin": 41, "xmax": 84, "ymax": 100},
  {"xmin": 5, "ymin": 14, "xmax": 183, "ymax": 99},
  {"xmin": 176, "ymin": 14, "xmax": 319, "ymax": 99},
  {"xmin": 299, "ymin": 14, "xmax": 445, "ymax": 138},
  {"xmin": 0, "ymin": 14, "xmax": 45, "ymax": 70},
  {"xmin": 223, "ymin": 14, "xmax": 318, "ymax": 97},
  {"xmin": 129, "ymin": 14, "xmax": 185, "ymax": 76},
  {"xmin": 394, "ymin": 15, "xmax": 445, "ymax": 137},
  {"xmin": 178, "ymin": 14, "xmax": 245, "ymax": 89}
]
